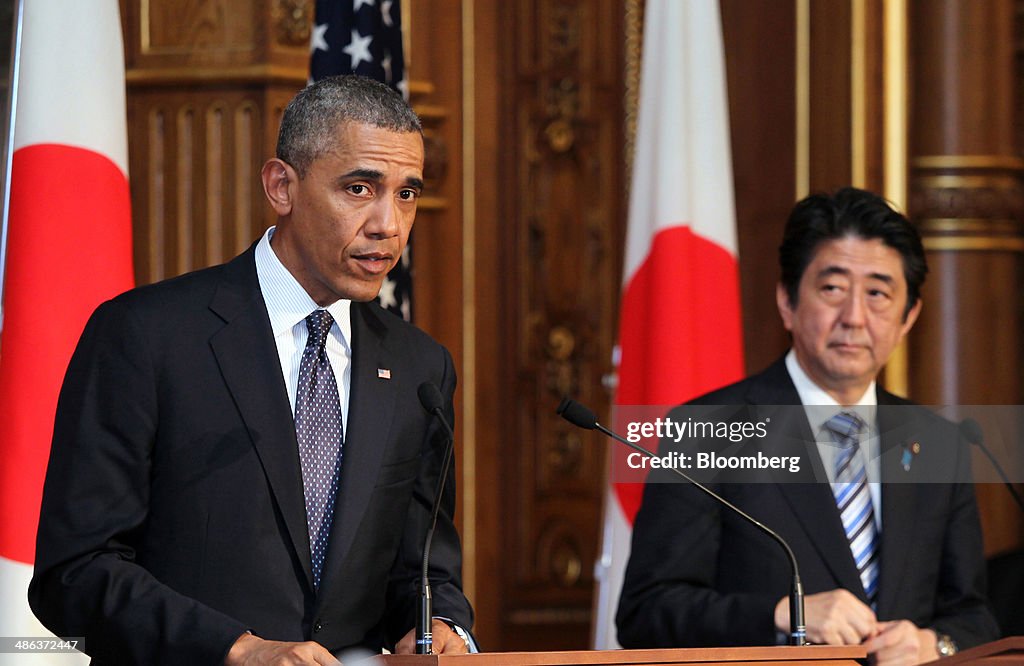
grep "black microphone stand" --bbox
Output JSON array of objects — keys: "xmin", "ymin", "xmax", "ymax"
[
  {"xmin": 557, "ymin": 398, "xmax": 807, "ymax": 646},
  {"xmin": 416, "ymin": 383, "xmax": 456, "ymax": 654}
]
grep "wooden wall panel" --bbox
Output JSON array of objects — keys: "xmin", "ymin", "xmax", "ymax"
[
  {"xmin": 491, "ymin": 0, "xmax": 626, "ymax": 649},
  {"xmin": 121, "ymin": 0, "xmax": 307, "ymax": 286},
  {"xmin": 126, "ymin": 90, "xmax": 272, "ymax": 285},
  {"xmin": 721, "ymin": 0, "xmax": 797, "ymax": 374},
  {"xmin": 908, "ymin": 0, "xmax": 1024, "ymax": 557}
]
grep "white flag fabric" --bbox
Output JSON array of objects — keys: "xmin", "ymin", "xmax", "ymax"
[
  {"xmin": 594, "ymin": 0, "xmax": 745, "ymax": 649},
  {"xmin": 0, "ymin": 1, "xmax": 133, "ymax": 663}
]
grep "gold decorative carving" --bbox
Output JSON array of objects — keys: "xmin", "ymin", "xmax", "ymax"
[
  {"xmin": 536, "ymin": 523, "xmax": 584, "ymax": 588},
  {"xmin": 274, "ymin": 0, "xmax": 311, "ymax": 47},
  {"xmin": 547, "ymin": 358, "xmax": 575, "ymax": 397},
  {"xmin": 544, "ymin": 119, "xmax": 575, "ymax": 153},
  {"xmin": 547, "ymin": 431, "xmax": 583, "ymax": 476},
  {"xmin": 910, "ymin": 182, "xmax": 1024, "ymax": 222},
  {"xmin": 548, "ymin": 2, "xmax": 581, "ymax": 60},
  {"xmin": 915, "ymin": 175, "xmax": 1020, "ymax": 190},
  {"xmin": 910, "ymin": 156, "xmax": 1024, "ymax": 228},
  {"xmin": 550, "ymin": 542, "xmax": 583, "ymax": 587},
  {"xmin": 624, "ymin": 0, "xmax": 642, "ymax": 178},
  {"xmin": 922, "ymin": 237, "xmax": 1024, "ymax": 252},
  {"xmin": 540, "ymin": 76, "xmax": 580, "ymax": 154},
  {"xmin": 503, "ymin": 0, "xmax": 622, "ymax": 641},
  {"xmin": 421, "ymin": 130, "xmax": 448, "ymax": 192},
  {"xmin": 547, "ymin": 326, "xmax": 576, "ymax": 361},
  {"xmin": 912, "ymin": 155, "xmax": 1024, "ymax": 170},
  {"xmin": 917, "ymin": 218, "xmax": 1021, "ymax": 235}
]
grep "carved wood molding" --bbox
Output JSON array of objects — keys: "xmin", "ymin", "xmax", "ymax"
[
  {"xmin": 909, "ymin": 154, "xmax": 1024, "ymax": 250},
  {"xmin": 273, "ymin": 0, "xmax": 312, "ymax": 47}
]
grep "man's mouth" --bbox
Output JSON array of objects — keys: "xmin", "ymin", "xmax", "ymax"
[
  {"xmin": 829, "ymin": 341, "xmax": 867, "ymax": 352},
  {"xmin": 352, "ymin": 251, "xmax": 394, "ymax": 275}
]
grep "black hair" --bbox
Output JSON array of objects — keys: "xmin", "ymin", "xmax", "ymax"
[
  {"xmin": 779, "ymin": 187, "xmax": 927, "ymax": 319},
  {"xmin": 276, "ymin": 74, "xmax": 421, "ymax": 177}
]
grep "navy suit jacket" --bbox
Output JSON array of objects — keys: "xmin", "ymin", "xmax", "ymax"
[
  {"xmin": 29, "ymin": 244, "xmax": 473, "ymax": 664},
  {"xmin": 616, "ymin": 356, "xmax": 998, "ymax": 650}
]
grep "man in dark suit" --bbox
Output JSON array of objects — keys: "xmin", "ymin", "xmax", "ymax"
[
  {"xmin": 29, "ymin": 75, "xmax": 474, "ymax": 664},
  {"xmin": 617, "ymin": 188, "xmax": 999, "ymax": 664}
]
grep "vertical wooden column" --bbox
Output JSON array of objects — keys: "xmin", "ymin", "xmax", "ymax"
[{"xmin": 907, "ymin": 0, "xmax": 1024, "ymax": 556}]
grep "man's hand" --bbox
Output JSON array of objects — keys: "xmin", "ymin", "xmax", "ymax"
[
  {"xmin": 863, "ymin": 621, "xmax": 938, "ymax": 666},
  {"xmin": 775, "ymin": 589, "xmax": 877, "ymax": 645},
  {"xmin": 395, "ymin": 619, "xmax": 470, "ymax": 655},
  {"xmin": 224, "ymin": 632, "xmax": 340, "ymax": 665}
]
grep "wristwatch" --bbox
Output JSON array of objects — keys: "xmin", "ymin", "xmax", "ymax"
[{"xmin": 936, "ymin": 633, "xmax": 958, "ymax": 657}]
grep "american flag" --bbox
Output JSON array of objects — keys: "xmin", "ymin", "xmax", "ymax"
[{"xmin": 310, "ymin": 0, "xmax": 413, "ymax": 322}]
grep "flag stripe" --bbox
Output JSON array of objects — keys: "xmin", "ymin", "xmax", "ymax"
[{"xmin": 0, "ymin": 145, "xmax": 133, "ymax": 563}]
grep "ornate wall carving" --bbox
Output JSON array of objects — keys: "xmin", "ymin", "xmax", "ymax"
[{"xmin": 495, "ymin": 0, "xmax": 625, "ymax": 648}]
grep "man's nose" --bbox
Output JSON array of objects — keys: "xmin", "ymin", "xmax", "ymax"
[
  {"xmin": 839, "ymin": 290, "xmax": 867, "ymax": 327},
  {"xmin": 365, "ymin": 196, "xmax": 402, "ymax": 238}
]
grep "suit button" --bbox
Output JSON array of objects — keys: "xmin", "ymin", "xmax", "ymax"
[{"xmin": 313, "ymin": 620, "xmax": 323, "ymax": 633}]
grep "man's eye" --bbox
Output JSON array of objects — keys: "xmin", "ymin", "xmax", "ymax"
[
  {"xmin": 348, "ymin": 184, "xmax": 368, "ymax": 195},
  {"xmin": 399, "ymin": 189, "xmax": 419, "ymax": 201}
]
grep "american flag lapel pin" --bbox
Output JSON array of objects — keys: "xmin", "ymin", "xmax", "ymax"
[{"xmin": 377, "ymin": 368, "xmax": 392, "ymax": 380}]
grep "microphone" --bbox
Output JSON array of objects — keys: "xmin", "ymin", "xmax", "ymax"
[
  {"xmin": 557, "ymin": 398, "xmax": 808, "ymax": 646},
  {"xmin": 415, "ymin": 382, "xmax": 456, "ymax": 654},
  {"xmin": 960, "ymin": 418, "xmax": 1024, "ymax": 513}
]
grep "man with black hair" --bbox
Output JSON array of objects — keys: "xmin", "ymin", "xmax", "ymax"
[{"xmin": 618, "ymin": 188, "xmax": 998, "ymax": 665}]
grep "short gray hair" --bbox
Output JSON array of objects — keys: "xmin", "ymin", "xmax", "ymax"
[{"xmin": 276, "ymin": 75, "xmax": 422, "ymax": 177}]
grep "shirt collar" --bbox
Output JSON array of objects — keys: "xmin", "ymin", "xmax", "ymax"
[
  {"xmin": 785, "ymin": 349, "xmax": 876, "ymax": 434},
  {"xmin": 254, "ymin": 226, "xmax": 352, "ymax": 348}
]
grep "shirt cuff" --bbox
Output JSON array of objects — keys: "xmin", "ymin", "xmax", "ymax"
[{"xmin": 436, "ymin": 617, "xmax": 480, "ymax": 653}]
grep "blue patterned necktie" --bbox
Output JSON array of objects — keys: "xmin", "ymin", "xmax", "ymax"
[
  {"xmin": 825, "ymin": 411, "xmax": 879, "ymax": 604},
  {"xmin": 294, "ymin": 310, "xmax": 344, "ymax": 589}
]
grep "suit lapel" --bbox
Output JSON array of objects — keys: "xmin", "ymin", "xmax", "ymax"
[
  {"xmin": 207, "ymin": 247, "xmax": 314, "ymax": 591},
  {"xmin": 874, "ymin": 393, "xmax": 920, "ymax": 616},
  {"xmin": 317, "ymin": 302, "xmax": 398, "ymax": 597},
  {"xmin": 749, "ymin": 359, "xmax": 869, "ymax": 599}
]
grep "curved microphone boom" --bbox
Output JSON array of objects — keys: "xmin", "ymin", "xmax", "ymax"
[
  {"xmin": 960, "ymin": 418, "xmax": 1024, "ymax": 513},
  {"xmin": 557, "ymin": 398, "xmax": 808, "ymax": 646},
  {"xmin": 415, "ymin": 382, "xmax": 456, "ymax": 654}
]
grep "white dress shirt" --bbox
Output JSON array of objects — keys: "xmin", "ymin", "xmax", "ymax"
[
  {"xmin": 254, "ymin": 227, "xmax": 352, "ymax": 433},
  {"xmin": 785, "ymin": 350, "xmax": 882, "ymax": 527}
]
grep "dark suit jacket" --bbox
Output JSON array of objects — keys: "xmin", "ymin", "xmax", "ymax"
[
  {"xmin": 617, "ymin": 356, "xmax": 998, "ymax": 650},
  {"xmin": 29, "ymin": 244, "xmax": 473, "ymax": 664}
]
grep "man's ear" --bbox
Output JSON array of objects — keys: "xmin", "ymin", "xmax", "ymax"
[
  {"xmin": 899, "ymin": 298, "xmax": 922, "ymax": 338},
  {"xmin": 776, "ymin": 282, "xmax": 795, "ymax": 332},
  {"xmin": 261, "ymin": 158, "xmax": 295, "ymax": 216}
]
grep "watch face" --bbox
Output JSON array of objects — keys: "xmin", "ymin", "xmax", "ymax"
[{"xmin": 937, "ymin": 634, "xmax": 958, "ymax": 656}]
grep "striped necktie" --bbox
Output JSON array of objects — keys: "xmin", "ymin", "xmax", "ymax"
[
  {"xmin": 294, "ymin": 310, "xmax": 345, "ymax": 589},
  {"xmin": 825, "ymin": 411, "xmax": 879, "ymax": 604}
]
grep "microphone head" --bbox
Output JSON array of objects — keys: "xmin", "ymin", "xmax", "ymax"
[
  {"xmin": 418, "ymin": 382, "xmax": 445, "ymax": 414},
  {"xmin": 557, "ymin": 398, "xmax": 598, "ymax": 430},
  {"xmin": 960, "ymin": 417, "xmax": 984, "ymax": 446}
]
